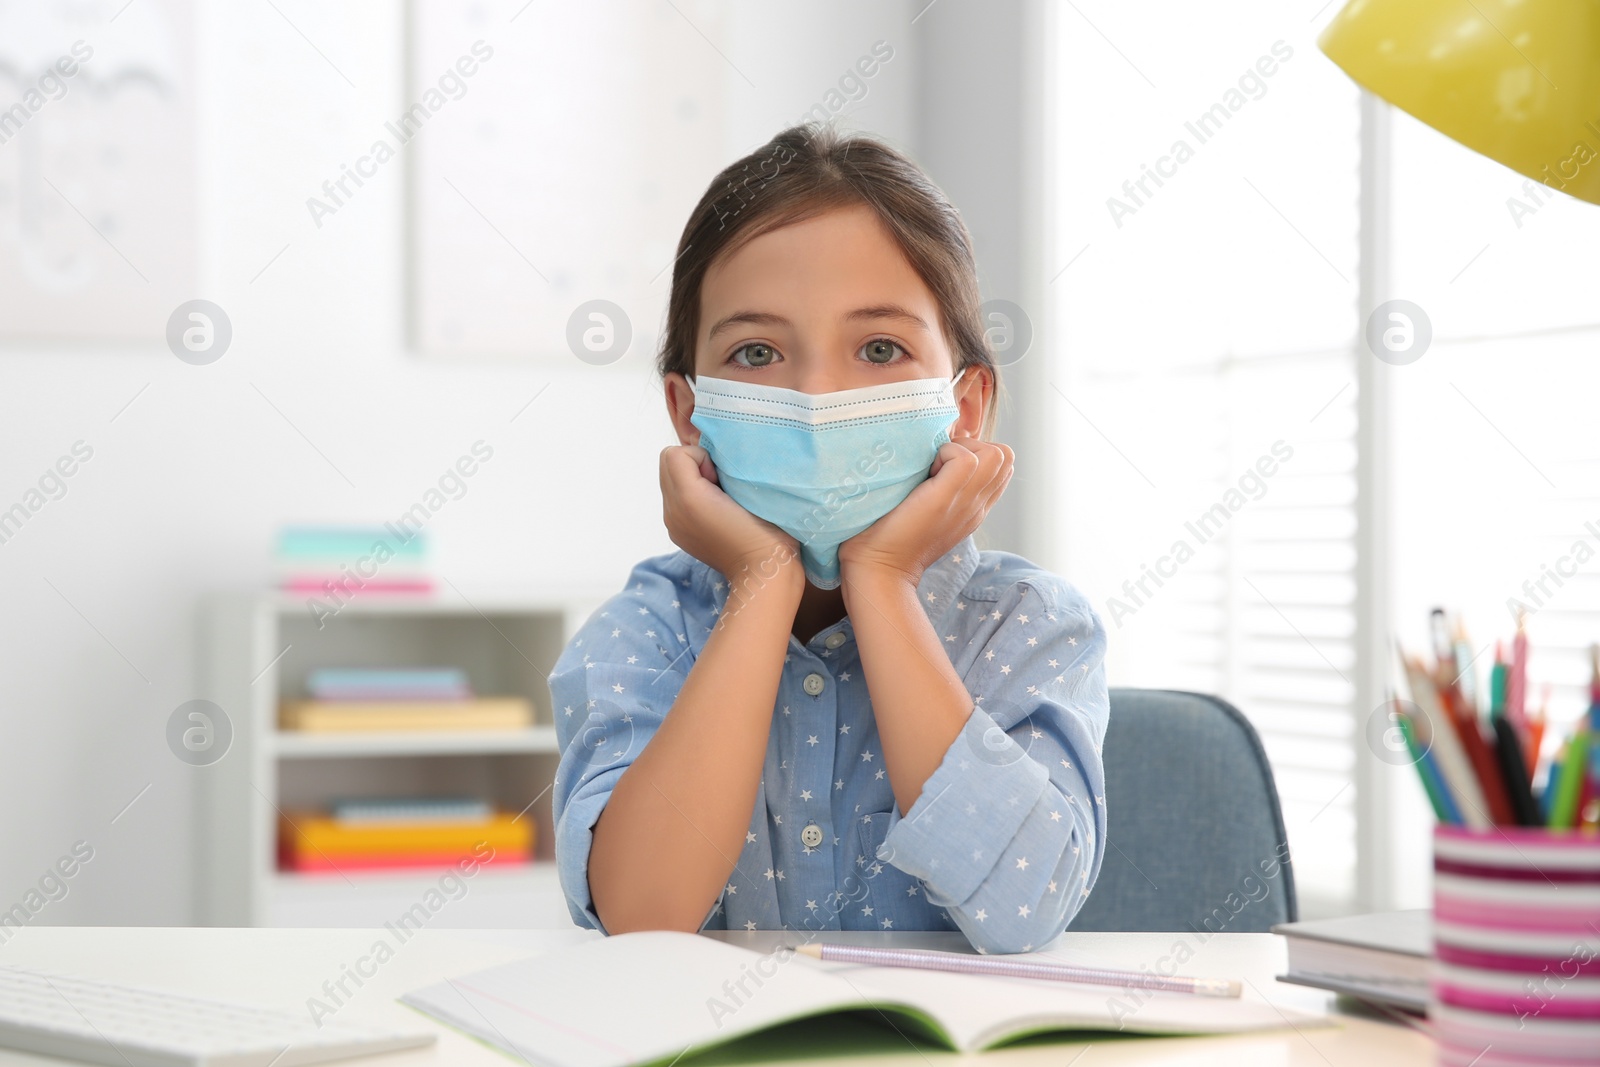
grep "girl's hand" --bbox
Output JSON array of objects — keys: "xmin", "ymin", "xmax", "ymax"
[
  {"xmin": 660, "ymin": 444, "xmax": 801, "ymax": 583},
  {"xmin": 838, "ymin": 437, "xmax": 1014, "ymax": 587}
]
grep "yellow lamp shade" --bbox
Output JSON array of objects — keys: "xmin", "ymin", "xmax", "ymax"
[{"xmin": 1319, "ymin": 0, "xmax": 1600, "ymax": 205}]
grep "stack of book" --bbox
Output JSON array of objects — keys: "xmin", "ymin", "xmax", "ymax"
[
  {"xmin": 1274, "ymin": 910, "xmax": 1431, "ymax": 1012},
  {"xmin": 279, "ymin": 797, "xmax": 533, "ymax": 873},
  {"xmin": 276, "ymin": 524, "xmax": 434, "ymax": 596},
  {"xmin": 279, "ymin": 668, "xmax": 533, "ymax": 732}
]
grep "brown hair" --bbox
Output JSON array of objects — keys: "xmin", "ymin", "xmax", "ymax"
[{"xmin": 656, "ymin": 122, "xmax": 1000, "ymax": 438}]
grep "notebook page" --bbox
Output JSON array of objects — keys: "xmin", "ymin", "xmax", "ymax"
[
  {"xmin": 400, "ymin": 931, "xmax": 932, "ymax": 1067},
  {"xmin": 819, "ymin": 960, "xmax": 1332, "ymax": 1048}
]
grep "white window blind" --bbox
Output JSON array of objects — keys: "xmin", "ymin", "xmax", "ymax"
[
  {"xmin": 1047, "ymin": 1, "xmax": 1364, "ymax": 915},
  {"xmin": 1387, "ymin": 106, "xmax": 1600, "ymax": 768}
]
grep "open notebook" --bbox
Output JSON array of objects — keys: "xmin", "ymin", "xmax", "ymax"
[{"xmin": 402, "ymin": 931, "xmax": 1329, "ymax": 1067}]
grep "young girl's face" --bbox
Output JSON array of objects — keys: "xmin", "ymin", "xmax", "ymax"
[{"xmin": 668, "ymin": 202, "xmax": 987, "ymax": 441}]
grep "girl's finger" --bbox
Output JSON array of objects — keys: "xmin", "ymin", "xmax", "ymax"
[
  {"xmin": 936, "ymin": 442, "xmax": 983, "ymax": 491},
  {"xmin": 930, "ymin": 439, "xmax": 974, "ymax": 478},
  {"xmin": 978, "ymin": 462, "xmax": 1014, "ymax": 513}
]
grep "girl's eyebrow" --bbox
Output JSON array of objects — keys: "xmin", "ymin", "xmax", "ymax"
[{"xmin": 706, "ymin": 303, "xmax": 931, "ymax": 341}]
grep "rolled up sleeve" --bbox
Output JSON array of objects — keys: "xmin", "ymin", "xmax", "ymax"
[
  {"xmin": 878, "ymin": 580, "xmax": 1108, "ymax": 953},
  {"xmin": 549, "ymin": 565, "xmax": 693, "ymax": 932}
]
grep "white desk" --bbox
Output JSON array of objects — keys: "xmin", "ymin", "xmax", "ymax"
[{"xmin": 0, "ymin": 927, "xmax": 1433, "ymax": 1065}]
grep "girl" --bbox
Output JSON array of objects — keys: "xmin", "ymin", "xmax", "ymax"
[{"xmin": 550, "ymin": 124, "xmax": 1107, "ymax": 954}]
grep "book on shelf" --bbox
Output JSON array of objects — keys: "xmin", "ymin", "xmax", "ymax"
[
  {"xmin": 307, "ymin": 668, "xmax": 472, "ymax": 702},
  {"xmin": 332, "ymin": 797, "xmax": 493, "ymax": 824},
  {"xmin": 278, "ymin": 697, "xmax": 533, "ymax": 733},
  {"xmin": 275, "ymin": 524, "xmax": 434, "ymax": 596},
  {"xmin": 1271, "ymin": 909, "xmax": 1430, "ymax": 1013},
  {"xmin": 278, "ymin": 811, "xmax": 533, "ymax": 873}
]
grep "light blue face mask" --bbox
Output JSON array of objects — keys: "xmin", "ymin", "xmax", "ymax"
[{"xmin": 685, "ymin": 366, "xmax": 969, "ymax": 589}]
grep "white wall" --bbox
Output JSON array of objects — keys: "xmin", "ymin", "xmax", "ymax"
[{"xmin": 0, "ymin": 0, "xmax": 959, "ymax": 925}]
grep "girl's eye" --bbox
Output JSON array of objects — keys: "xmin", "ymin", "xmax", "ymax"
[
  {"xmin": 730, "ymin": 343, "xmax": 780, "ymax": 368},
  {"xmin": 860, "ymin": 338, "xmax": 906, "ymax": 365}
]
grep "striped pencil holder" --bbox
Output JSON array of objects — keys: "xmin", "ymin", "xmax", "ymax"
[{"xmin": 1431, "ymin": 826, "xmax": 1600, "ymax": 1067}]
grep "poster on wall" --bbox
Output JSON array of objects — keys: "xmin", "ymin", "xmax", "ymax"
[
  {"xmin": 0, "ymin": 0, "xmax": 197, "ymax": 342},
  {"xmin": 406, "ymin": 0, "xmax": 725, "ymax": 361}
]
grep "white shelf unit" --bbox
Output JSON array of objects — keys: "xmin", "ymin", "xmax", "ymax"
[{"xmin": 197, "ymin": 591, "xmax": 605, "ymax": 928}]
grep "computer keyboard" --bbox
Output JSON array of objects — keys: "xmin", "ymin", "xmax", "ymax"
[{"xmin": 0, "ymin": 963, "xmax": 436, "ymax": 1067}]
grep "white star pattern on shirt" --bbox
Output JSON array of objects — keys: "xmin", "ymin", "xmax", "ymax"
[{"xmin": 549, "ymin": 537, "xmax": 1107, "ymax": 950}]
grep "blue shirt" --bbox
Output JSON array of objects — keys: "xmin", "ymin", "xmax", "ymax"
[{"xmin": 548, "ymin": 533, "xmax": 1109, "ymax": 954}]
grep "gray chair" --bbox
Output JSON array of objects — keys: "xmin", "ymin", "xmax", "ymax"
[{"xmin": 1070, "ymin": 688, "xmax": 1297, "ymax": 933}]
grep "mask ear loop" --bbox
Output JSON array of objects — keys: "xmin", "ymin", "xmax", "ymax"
[
  {"xmin": 683, "ymin": 373, "xmax": 696, "ymax": 396},
  {"xmin": 949, "ymin": 365, "xmax": 975, "ymax": 438}
]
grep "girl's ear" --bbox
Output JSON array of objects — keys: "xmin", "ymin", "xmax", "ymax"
[
  {"xmin": 664, "ymin": 372, "xmax": 701, "ymax": 446},
  {"xmin": 952, "ymin": 364, "xmax": 992, "ymax": 440}
]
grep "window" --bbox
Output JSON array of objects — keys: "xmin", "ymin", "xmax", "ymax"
[
  {"xmin": 1049, "ymin": 2, "xmax": 1600, "ymax": 916},
  {"xmin": 1047, "ymin": 1, "xmax": 1363, "ymax": 916}
]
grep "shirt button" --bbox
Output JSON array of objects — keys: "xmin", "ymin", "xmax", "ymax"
[
  {"xmin": 824, "ymin": 632, "xmax": 846, "ymax": 649},
  {"xmin": 801, "ymin": 824, "xmax": 824, "ymax": 848},
  {"xmin": 802, "ymin": 672, "xmax": 826, "ymax": 696}
]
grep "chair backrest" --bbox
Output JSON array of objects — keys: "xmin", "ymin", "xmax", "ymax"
[{"xmin": 1070, "ymin": 688, "xmax": 1297, "ymax": 933}]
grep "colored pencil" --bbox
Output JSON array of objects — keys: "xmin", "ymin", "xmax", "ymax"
[
  {"xmin": 794, "ymin": 943, "xmax": 1242, "ymax": 998},
  {"xmin": 1490, "ymin": 715, "xmax": 1541, "ymax": 826},
  {"xmin": 1403, "ymin": 655, "xmax": 1491, "ymax": 828},
  {"xmin": 1402, "ymin": 708, "xmax": 1462, "ymax": 824}
]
